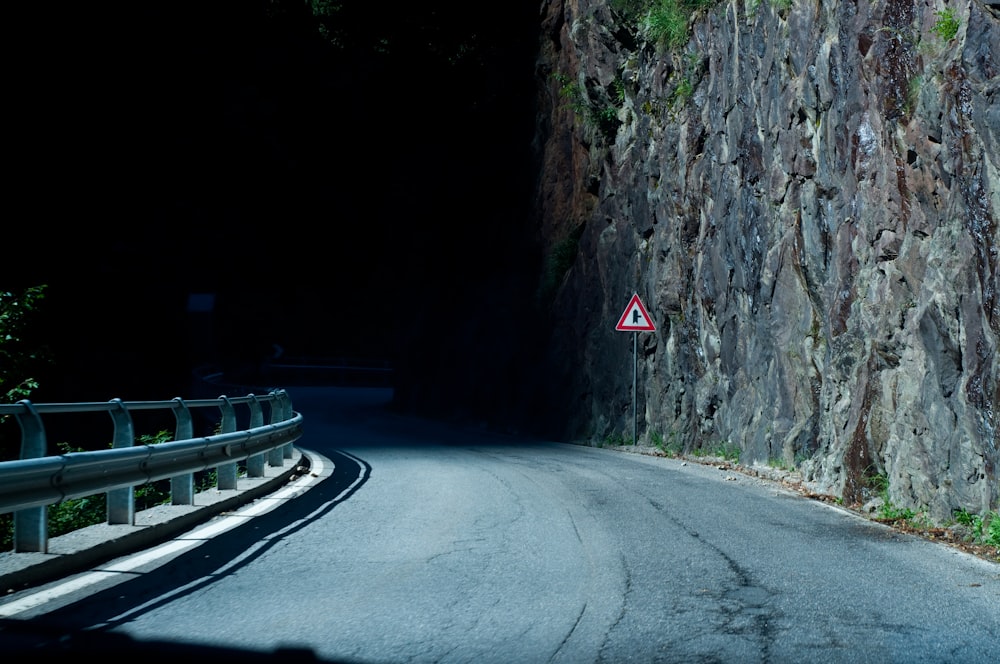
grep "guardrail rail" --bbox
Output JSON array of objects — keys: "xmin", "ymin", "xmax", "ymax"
[{"xmin": 0, "ymin": 390, "xmax": 302, "ymax": 554}]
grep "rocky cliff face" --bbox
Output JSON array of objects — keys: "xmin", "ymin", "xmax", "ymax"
[{"xmin": 531, "ymin": 0, "xmax": 998, "ymax": 519}]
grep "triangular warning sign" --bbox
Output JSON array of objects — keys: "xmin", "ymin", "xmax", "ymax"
[{"xmin": 615, "ymin": 294, "xmax": 656, "ymax": 331}]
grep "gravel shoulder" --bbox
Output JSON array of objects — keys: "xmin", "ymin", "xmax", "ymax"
[{"xmin": 601, "ymin": 443, "xmax": 1000, "ymax": 565}]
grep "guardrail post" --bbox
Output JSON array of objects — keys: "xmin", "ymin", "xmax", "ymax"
[
  {"xmin": 246, "ymin": 395, "xmax": 265, "ymax": 477},
  {"xmin": 267, "ymin": 391, "xmax": 284, "ymax": 468},
  {"xmin": 170, "ymin": 397, "xmax": 195, "ymax": 505},
  {"xmin": 277, "ymin": 390, "xmax": 294, "ymax": 460},
  {"xmin": 13, "ymin": 400, "xmax": 48, "ymax": 553},
  {"xmin": 217, "ymin": 396, "xmax": 238, "ymax": 490},
  {"xmin": 107, "ymin": 399, "xmax": 136, "ymax": 525}
]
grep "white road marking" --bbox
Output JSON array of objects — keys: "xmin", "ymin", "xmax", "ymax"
[{"xmin": 0, "ymin": 449, "xmax": 333, "ymax": 618}]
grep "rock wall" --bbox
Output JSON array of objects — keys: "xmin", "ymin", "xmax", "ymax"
[{"xmin": 531, "ymin": 0, "xmax": 999, "ymax": 519}]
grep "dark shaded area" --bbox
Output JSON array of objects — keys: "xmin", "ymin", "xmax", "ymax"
[
  {"xmin": 1, "ymin": 627, "xmax": 342, "ymax": 664},
  {"xmin": 7, "ymin": 2, "xmax": 543, "ymax": 420}
]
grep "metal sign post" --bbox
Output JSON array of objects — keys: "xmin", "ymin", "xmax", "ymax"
[
  {"xmin": 632, "ymin": 330, "xmax": 638, "ymax": 445},
  {"xmin": 615, "ymin": 294, "xmax": 655, "ymax": 445}
]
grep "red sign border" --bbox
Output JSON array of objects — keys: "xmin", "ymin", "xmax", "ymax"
[{"xmin": 615, "ymin": 294, "xmax": 656, "ymax": 331}]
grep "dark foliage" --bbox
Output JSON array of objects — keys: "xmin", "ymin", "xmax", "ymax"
[{"xmin": 8, "ymin": 2, "xmax": 540, "ymax": 405}]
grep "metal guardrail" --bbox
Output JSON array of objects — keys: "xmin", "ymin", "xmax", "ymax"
[
  {"xmin": 261, "ymin": 357, "xmax": 394, "ymax": 387},
  {"xmin": 190, "ymin": 358, "xmax": 394, "ymax": 394},
  {"xmin": 0, "ymin": 390, "xmax": 302, "ymax": 553}
]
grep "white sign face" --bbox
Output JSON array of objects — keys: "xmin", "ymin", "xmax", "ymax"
[{"xmin": 615, "ymin": 294, "xmax": 655, "ymax": 331}]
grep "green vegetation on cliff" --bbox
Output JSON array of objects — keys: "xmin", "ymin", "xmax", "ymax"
[{"xmin": 611, "ymin": 0, "xmax": 716, "ymax": 49}]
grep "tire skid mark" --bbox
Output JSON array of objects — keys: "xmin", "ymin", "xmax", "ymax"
[
  {"xmin": 464, "ymin": 446, "xmax": 627, "ymax": 664},
  {"xmin": 533, "ymin": 449, "xmax": 784, "ymax": 662}
]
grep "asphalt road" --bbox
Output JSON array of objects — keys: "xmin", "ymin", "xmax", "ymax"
[{"xmin": 1, "ymin": 387, "xmax": 998, "ymax": 663}]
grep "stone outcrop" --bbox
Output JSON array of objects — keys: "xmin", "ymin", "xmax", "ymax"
[{"xmin": 530, "ymin": 0, "xmax": 999, "ymax": 519}]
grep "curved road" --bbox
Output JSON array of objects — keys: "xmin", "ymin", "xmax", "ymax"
[{"xmin": 1, "ymin": 387, "xmax": 998, "ymax": 663}]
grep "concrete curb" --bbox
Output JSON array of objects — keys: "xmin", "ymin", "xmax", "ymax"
[{"xmin": 0, "ymin": 450, "xmax": 305, "ymax": 594}]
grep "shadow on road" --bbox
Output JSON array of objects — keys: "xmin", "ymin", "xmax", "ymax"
[
  {"xmin": 0, "ymin": 618, "xmax": 358, "ymax": 662},
  {"xmin": 0, "ymin": 447, "xmax": 373, "ymax": 662},
  {"xmin": 1, "ymin": 386, "xmax": 555, "ymax": 660},
  {"xmin": 286, "ymin": 386, "xmax": 555, "ymax": 451}
]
